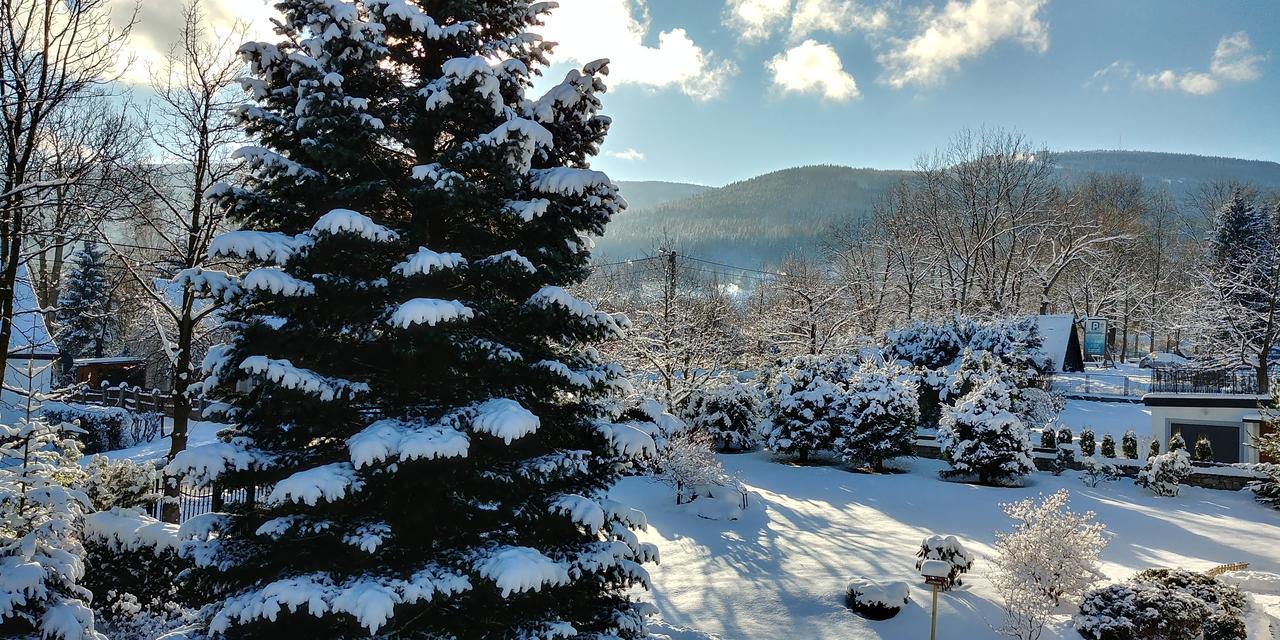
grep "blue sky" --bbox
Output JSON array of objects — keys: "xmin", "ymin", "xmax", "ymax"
[
  {"xmin": 532, "ymin": 0, "xmax": 1279, "ymax": 186},
  {"xmin": 124, "ymin": 0, "xmax": 1279, "ymax": 187}
]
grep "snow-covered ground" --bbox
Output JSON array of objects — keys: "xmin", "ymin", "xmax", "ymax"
[
  {"xmin": 93, "ymin": 419, "xmax": 225, "ymax": 463},
  {"xmin": 1055, "ymin": 399, "xmax": 1151, "ymax": 439},
  {"xmin": 1051, "ymin": 363, "xmax": 1152, "ymax": 398},
  {"xmin": 615, "ymin": 453, "xmax": 1280, "ymax": 640}
]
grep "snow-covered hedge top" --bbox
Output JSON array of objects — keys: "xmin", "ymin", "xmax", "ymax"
[
  {"xmin": 83, "ymin": 508, "xmax": 180, "ymax": 554},
  {"xmin": 846, "ymin": 578, "xmax": 909, "ymax": 608}
]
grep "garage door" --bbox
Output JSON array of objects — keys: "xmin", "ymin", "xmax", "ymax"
[{"xmin": 1170, "ymin": 423, "xmax": 1240, "ymax": 463}]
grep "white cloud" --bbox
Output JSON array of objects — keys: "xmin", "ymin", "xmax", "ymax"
[
  {"xmin": 110, "ymin": 0, "xmax": 276, "ymax": 85},
  {"xmin": 724, "ymin": 0, "xmax": 792, "ymax": 41},
  {"xmin": 607, "ymin": 148, "xmax": 646, "ymax": 161},
  {"xmin": 724, "ymin": 0, "xmax": 888, "ymax": 42},
  {"xmin": 1090, "ymin": 31, "xmax": 1265, "ymax": 96},
  {"xmin": 541, "ymin": 0, "xmax": 736, "ymax": 101},
  {"xmin": 877, "ymin": 0, "xmax": 1049, "ymax": 88},
  {"xmin": 767, "ymin": 40, "xmax": 860, "ymax": 101}
]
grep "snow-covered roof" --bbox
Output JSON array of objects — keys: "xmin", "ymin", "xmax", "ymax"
[
  {"xmin": 73, "ymin": 356, "xmax": 145, "ymax": 366},
  {"xmin": 8, "ymin": 263, "xmax": 58, "ymax": 357},
  {"xmin": 1033, "ymin": 315, "xmax": 1076, "ymax": 372}
]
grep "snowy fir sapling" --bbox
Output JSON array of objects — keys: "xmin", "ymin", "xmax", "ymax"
[
  {"xmin": 937, "ymin": 378, "xmax": 1035, "ymax": 486},
  {"xmin": 1169, "ymin": 431, "xmax": 1187, "ymax": 452},
  {"xmin": 170, "ymin": 2, "xmax": 662, "ymax": 636},
  {"xmin": 1039, "ymin": 427, "xmax": 1056, "ymax": 449},
  {"xmin": 1194, "ymin": 435, "xmax": 1214, "ymax": 462},
  {"xmin": 1078, "ymin": 428, "xmax": 1096, "ymax": 457},
  {"xmin": 1122, "ymin": 429, "xmax": 1139, "ymax": 459},
  {"xmin": 834, "ymin": 362, "xmax": 919, "ymax": 472},
  {"xmin": 1056, "ymin": 427, "xmax": 1073, "ymax": 446},
  {"xmin": 1100, "ymin": 433, "xmax": 1116, "ymax": 459},
  {"xmin": 0, "ymin": 419, "xmax": 104, "ymax": 640},
  {"xmin": 1148, "ymin": 440, "xmax": 1161, "ymax": 460}
]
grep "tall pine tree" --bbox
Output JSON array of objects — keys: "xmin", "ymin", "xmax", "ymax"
[
  {"xmin": 56, "ymin": 241, "xmax": 117, "ymax": 360},
  {"xmin": 1202, "ymin": 189, "xmax": 1280, "ymax": 392},
  {"xmin": 171, "ymin": 1, "xmax": 659, "ymax": 637}
]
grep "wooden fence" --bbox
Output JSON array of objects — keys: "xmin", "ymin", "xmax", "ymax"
[{"xmin": 59, "ymin": 384, "xmax": 218, "ymax": 421}]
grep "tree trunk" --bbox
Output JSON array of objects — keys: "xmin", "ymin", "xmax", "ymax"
[{"xmin": 162, "ymin": 313, "xmax": 196, "ymax": 523}]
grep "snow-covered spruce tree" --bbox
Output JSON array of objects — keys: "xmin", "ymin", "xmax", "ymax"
[
  {"xmin": 1194, "ymin": 435, "xmax": 1214, "ymax": 462},
  {"xmin": 1122, "ymin": 429, "xmax": 1138, "ymax": 459},
  {"xmin": 681, "ymin": 381, "xmax": 763, "ymax": 452},
  {"xmin": 937, "ymin": 378, "xmax": 1035, "ymax": 486},
  {"xmin": 55, "ymin": 241, "xmax": 119, "ymax": 361},
  {"xmin": 835, "ymin": 362, "xmax": 919, "ymax": 471},
  {"xmin": 1100, "ymin": 433, "xmax": 1116, "ymax": 459},
  {"xmin": 1078, "ymin": 429, "xmax": 1096, "ymax": 457},
  {"xmin": 762, "ymin": 356, "xmax": 849, "ymax": 462},
  {"xmin": 0, "ymin": 419, "xmax": 103, "ymax": 639},
  {"xmin": 1169, "ymin": 431, "xmax": 1187, "ymax": 452},
  {"xmin": 174, "ymin": 3, "xmax": 658, "ymax": 637}
]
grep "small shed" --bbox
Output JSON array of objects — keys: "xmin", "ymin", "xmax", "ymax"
[
  {"xmin": 1034, "ymin": 315, "xmax": 1085, "ymax": 373},
  {"xmin": 73, "ymin": 356, "xmax": 147, "ymax": 389},
  {"xmin": 3, "ymin": 264, "xmax": 60, "ymax": 422}
]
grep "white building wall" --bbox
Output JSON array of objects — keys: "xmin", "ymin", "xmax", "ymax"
[{"xmin": 1148, "ymin": 403, "xmax": 1261, "ymax": 463}]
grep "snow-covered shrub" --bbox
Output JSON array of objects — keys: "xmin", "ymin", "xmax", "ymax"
[
  {"xmin": 884, "ymin": 319, "xmax": 964, "ymax": 369},
  {"xmin": 1122, "ymin": 430, "xmax": 1139, "ymax": 459},
  {"xmin": 937, "ymin": 379, "xmax": 1035, "ymax": 486},
  {"xmin": 652, "ymin": 429, "xmax": 736, "ymax": 505},
  {"xmin": 1011, "ymin": 387, "xmax": 1061, "ymax": 432},
  {"xmin": 834, "ymin": 363, "xmax": 919, "ymax": 471},
  {"xmin": 1147, "ymin": 440, "xmax": 1160, "ymax": 460},
  {"xmin": 1194, "ymin": 435, "xmax": 1214, "ymax": 462},
  {"xmin": 992, "ymin": 489, "xmax": 1107, "ymax": 607},
  {"xmin": 1077, "ymin": 569, "xmax": 1245, "ymax": 640},
  {"xmin": 1057, "ymin": 427, "xmax": 1073, "ymax": 445},
  {"xmin": 907, "ymin": 367, "xmax": 948, "ymax": 428},
  {"xmin": 620, "ymin": 397, "xmax": 689, "ymax": 453},
  {"xmin": 844, "ymin": 578, "xmax": 909, "ymax": 620},
  {"xmin": 1081, "ymin": 457, "xmax": 1119, "ymax": 488},
  {"xmin": 943, "ymin": 348, "xmax": 1005, "ymax": 402},
  {"xmin": 1075, "ymin": 582, "xmax": 1208, "ymax": 640},
  {"xmin": 762, "ymin": 357, "xmax": 849, "ymax": 462},
  {"xmin": 1079, "ymin": 429, "xmax": 1096, "ymax": 457},
  {"xmin": 82, "ymin": 455, "xmax": 161, "ymax": 511},
  {"xmin": 1169, "ymin": 431, "xmax": 1187, "ymax": 452},
  {"xmin": 0, "ymin": 419, "xmax": 104, "ymax": 639},
  {"xmin": 44, "ymin": 403, "xmax": 163, "ymax": 455},
  {"xmin": 81, "ymin": 508, "xmax": 193, "ymax": 639},
  {"xmin": 681, "ymin": 381, "xmax": 763, "ymax": 452},
  {"xmin": 914, "ymin": 535, "xmax": 974, "ymax": 590},
  {"xmin": 1100, "ymin": 433, "xmax": 1117, "ymax": 459},
  {"xmin": 1136, "ymin": 449, "xmax": 1191, "ymax": 496},
  {"xmin": 1039, "ymin": 427, "xmax": 1057, "ymax": 449}
]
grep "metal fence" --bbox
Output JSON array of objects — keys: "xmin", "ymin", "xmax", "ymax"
[
  {"xmin": 1048, "ymin": 372, "xmax": 1148, "ymax": 398},
  {"xmin": 1151, "ymin": 368, "xmax": 1263, "ymax": 395},
  {"xmin": 152, "ymin": 480, "xmax": 271, "ymax": 523}
]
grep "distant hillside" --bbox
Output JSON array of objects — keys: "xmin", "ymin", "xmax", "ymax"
[
  {"xmin": 599, "ymin": 166, "xmax": 909, "ymax": 266},
  {"xmin": 596, "ymin": 152, "xmax": 1280, "ymax": 268},
  {"xmin": 615, "ymin": 180, "xmax": 712, "ymax": 211},
  {"xmin": 1053, "ymin": 150, "xmax": 1280, "ymax": 198}
]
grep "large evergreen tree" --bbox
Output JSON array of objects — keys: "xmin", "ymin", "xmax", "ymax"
[
  {"xmin": 56, "ymin": 241, "xmax": 118, "ymax": 360},
  {"xmin": 1201, "ymin": 189, "xmax": 1280, "ymax": 392},
  {"xmin": 171, "ymin": 2, "xmax": 659, "ymax": 637}
]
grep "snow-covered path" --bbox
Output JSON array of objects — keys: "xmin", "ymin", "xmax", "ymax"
[{"xmin": 615, "ymin": 453, "xmax": 1280, "ymax": 639}]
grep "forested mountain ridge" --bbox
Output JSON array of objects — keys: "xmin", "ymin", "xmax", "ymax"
[
  {"xmin": 615, "ymin": 180, "xmax": 713, "ymax": 210},
  {"xmin": 598, "ymin": 151, "xmax": 1280, "ymax": 267}
]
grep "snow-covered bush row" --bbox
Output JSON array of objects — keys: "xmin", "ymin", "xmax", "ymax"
[
  {"xmin": 80, "ymin": 508, "xmax": 196, "ymax": 639},
  {"xmin": 913, "ymin": 535, "xmax": 974, "ymax": 590},
  {"xmin": 1075, "ymin": 568, "xmax": 1246, "ymax": 640},
  {"xmin": 680, "ymin": 381, "xmax": 763, "ymax": 452},
  {"xmin": 885, "ymin": 316, "xmax": 1053, "ymax": 384},
  {"xmin": 43, "ymin": 402, "xmax": 162, "ymax": 454}
]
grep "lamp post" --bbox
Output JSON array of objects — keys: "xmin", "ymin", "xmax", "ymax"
[{"xmin": 920, "ymin": 559, "xmax": 950, "ymax": 640}]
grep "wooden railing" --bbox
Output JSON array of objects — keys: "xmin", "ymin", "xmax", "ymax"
[{"xmin": 57, "ymin": 383, "xmax": 218, "ymax": 420}]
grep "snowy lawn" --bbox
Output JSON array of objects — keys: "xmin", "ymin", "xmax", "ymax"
[
  {"xmin": 1055, "ymin": 399, "xmax": 1150, "ymax": 440},
  {"xmin": 614, "ymin": 453, "xmax": 1280, "ymax": 639}
]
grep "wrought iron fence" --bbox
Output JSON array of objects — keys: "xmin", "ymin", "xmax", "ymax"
[
  {"xmin": 152, "ymin": 480, "xmax": 270, "ymax": 523},
  {"xmin": 1151, "ymin": 367, "xmax": 1263, "ymax": 395}
]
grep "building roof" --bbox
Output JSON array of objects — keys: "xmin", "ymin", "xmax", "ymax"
[
  {"xmin": 8, "ymin": 263, "xmax": 58, "ymax": 357},
  {"xmin": 1034, "ymin": 314, "xmax": 1076, "ymax": 372}
]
